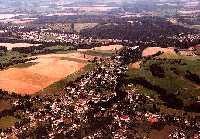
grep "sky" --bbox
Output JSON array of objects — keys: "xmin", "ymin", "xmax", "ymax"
[{"xmin": 0, "ymin": 0, "xmax": 198, "ymax": 15}]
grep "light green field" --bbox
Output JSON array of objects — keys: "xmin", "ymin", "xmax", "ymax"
[
  {"xmin": 0, "ymin": 116, "xmax": 17, "ymax": 129},
  {"xmin": 80, "ymin": 50, "xmax": 113, "ymax": 57},
  {"xmin": 74, "ymin": 23, "xmax": 98, "ymax": 33},
  {"xmin": 126, "ymin": 53, "xmax": 200, "ymax": 110},
  {"xmin": 0, "ymin": 51, "xmax": 28, "ymax": 63}
]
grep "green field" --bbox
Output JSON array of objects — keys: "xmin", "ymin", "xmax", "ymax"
[
  {"xmin": 80, "ymin": 50, "xmax": 114, "ymax": 57},
  {"xmin": 0, "ymin": 51, "xmax": 34, "ymax": 70},
  {"xmin": 43, "ymin": 45, "xmax": 73, "ymax": 51},
  {"xmin": 11, "ymin": 62, "xmax": 38, "ymax": 68},
  {"xmin": 0, "ymin": 51, "xmax": 28, "ymax": 63},
  {"xmin": 126, "ymin": 53, "xmax": 200, "ymax": 112},
  {"xmin": 74, "ymin": 23, "xmax": 99, "ymax": 33},
  {"xmin": 59, "ymin": 57, "xmax": 87, "ymax": 63}
]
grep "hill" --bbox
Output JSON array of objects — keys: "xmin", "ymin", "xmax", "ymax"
[{"xmin": 81, "ymin": 17, "xmax": 197, "ymax": 42}]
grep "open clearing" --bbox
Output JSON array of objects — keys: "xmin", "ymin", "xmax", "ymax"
[
  {"xmin": 0, "ymin": 52, "xmax": 92, "ymax": 94},
  {"xmin": 78, "ymin": 44, "xmax": 124, "ymax": 57},
  {"xmin": 78, "ymin": 44, "xmax": 123, "ymax": 52}
]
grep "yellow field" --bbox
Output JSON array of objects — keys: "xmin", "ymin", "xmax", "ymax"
[{"xmin": 0, "ymin": 52, "xmax": 92, "ymax": 94}]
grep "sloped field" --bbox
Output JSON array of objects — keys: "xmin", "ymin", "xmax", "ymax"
[{"xmin": 0, "ymin": 52, "xmax": 92, "ymax": 94}]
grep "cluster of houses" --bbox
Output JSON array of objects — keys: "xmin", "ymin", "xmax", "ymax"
[
  {"xmin": 16, "ymin": 31, "xmax": 81, "ymax": 44},
  {"xmin": 170, "ymin": 33, "xmax": 200, "ymax": 45},
  {"xmin": 168, "ymin": 34, "xmax": 200, "ymax": 56},
  {"xmin": 0, "ymin": 48, "xmax": 127, "ymax": 138}
]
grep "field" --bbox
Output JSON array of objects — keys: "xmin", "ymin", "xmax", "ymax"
[
  {"xmin": 0, "ymin": 100, "xmax": 11, "ymax": 112},
  {"xmin": 0, "ymin": 116, "xmax": 17, "ymax": 129},
  {"xmin": 0, "ymin": 43, "xmax": 41, "ymax": 50},
  {"xmin": 74, "ymin": 23, "xmax": 98, "ymax": 33},
  {"xmin": 0, "ymin": 52, "xmax": 92, "ymax": 94},
  {"xmin": 142, "ymin": 47, "xmax": 176, "ymax": 57},
  {"xmin": 78, "ymin": 44, "xmax": 123, "ymax": 56},
  {"xmin": 42, "ymin": 23, "xmax": 98, "ymax": 33},
  {"xmin": 40, "ymin": 62, "xmax": 96, "ymax": 96},
  {"xmin": 78, "ymin": 44, "xmax": 123, "ymax": 52},
  {"xmin": 46, "ymin": 23, "xmax": 73, "ymax": 32},
  {"xmin": 128, "ymin": 61, "xmax": 141, "ymax": 69},
  {"xmin": 0, "ymin": 44, "xmax": 118, "ymax": 129},
  {"xmin": 126, "ymin": 47, "xmax": 200, "ymax": 138},
  {"xmin": 0, "ymin": 51, "xmax": 32, "ymax": 70},
  {"xmin": 127, "ymin": 47, "xmax": 200, "ymax": 112},
  {"xmin": 41, "ymin": 45, "xmax": 123, "ymax": 95},
  {"xmin": 0, "ymin": 44, "xmax": 122, "ymax": 95},
  {"xmin": 191, "ymin": 25, "xmax": 200, "ymax": 30}
]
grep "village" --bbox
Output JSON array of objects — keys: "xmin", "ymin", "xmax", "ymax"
[
  {"xmin": 0, "ymin": 5, "xmax": 199, "ymax": 138},
  {"xmin": 0, "ymin": 43, "xmax": 200, "ymax": 138}
]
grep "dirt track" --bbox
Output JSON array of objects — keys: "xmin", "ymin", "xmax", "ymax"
[{"xmin": 0, "ymin": 52, "xmax": 92, "ymax": 94}]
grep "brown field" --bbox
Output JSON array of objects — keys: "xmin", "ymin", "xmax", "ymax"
[
  {"xmin": 0, "ymin": 52, "xmax": 92, "ymax": 95},
  {"xmin": 0, "ymin": 100, "xmax": 11, "ymax": 112},
  {"xmin": 128, "ymin": 61, "xmax": 141, "ymax": 69},
  {"xmin": 78, "ymin": 44, "xmax": 123, "ymax": 52},
  {"xmin": 142, "ymin": 47, "xmax": 175, "ymax": 57},
  {"xmin": 74, "ymin": 23, "xmax": 98, "ymax": 33},
  {"xmin": 150, "ymin": 125, "xmax": 177, "ymax": 139}
]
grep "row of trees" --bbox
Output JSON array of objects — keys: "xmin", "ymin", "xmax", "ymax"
[
  {"xmin": 81, "ymin": 17, "xmax": 200, "ymax": 49},
  {"xmin": 0, "ymin": 46, "xmax": 7, "ymax": 52},
  {"xmin": 81, "ymin": 17, "xmax": 194, "ymax": 41}
]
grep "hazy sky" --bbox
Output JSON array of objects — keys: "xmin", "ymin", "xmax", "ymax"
[{"xmin": 0, "ymin": 0, "xmax": 198, "ymax": 14}]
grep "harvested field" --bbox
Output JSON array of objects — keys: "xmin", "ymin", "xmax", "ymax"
[
  {"xmin": 74, "ymin": 23, "xmax": 98, "ymax": 33},
  {"xmin": 142, "ymin": 47, "xmax": 175, "ymax": 57},
  {"xmin": 78, "ymin": 44, "xmax": 123, "ymax": 52},
  {"xmin": 0, "ymin": 52, "xmax": 92, "ymax": 94},
  {"xmin": 94, "ymin": 45, "xmax": 123, "ymax": 51},
  {"xmin": 78, "ymin": 45, "xmax": 123, "ymax": 57},
  {"xmin": 0, "ymin": 43, "xmax": 41, "ymax": 50}
]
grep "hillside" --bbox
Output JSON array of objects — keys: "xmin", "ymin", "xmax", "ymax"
[
  {"xmin": 127, "ymin": 48, "xmax": 200, "ymax": 113},
  {"xmin": 0, "ymin": 45, "xmax": 200, "ymax": 138},
  {"xmin": 80, "ymin": 17, "xmax": 197, "ymax": 42}
]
